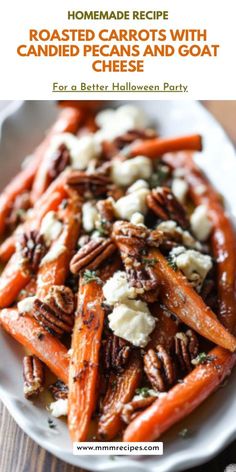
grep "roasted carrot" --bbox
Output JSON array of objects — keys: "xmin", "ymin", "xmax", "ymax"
[
  {"xmin": 0, "ymin": 253, "xmax": 31, "ymax": 308},
  {"xmin": 164, "ymin": 151, "xmax": 236, "ymax": 333},
  {"xmin": 0, "ymin": 175, "xmax": 69, "ymax": 263},
  {"xmin": 0, "ymin": 308, "xmax": 69, "ymax": 383},
  {"xmin": 147, "ymin": 304, "xmax": 178, "ymax": 351},
  {"xmin": 129, "ymin": 134, "xmax": 202, "ymax": 159},
  {"xmin": 124, "ymin": 346, "xmax": 236, "ymax": 442},
  {"xmin": 148, "ymin": 249, "xmax": 236, "ymax": 352},
  {"xmin": 36, "ymin": 190, "xmax": 82, "ymax": 298},
  {"xmin": 124, "ymin": 154, "xmax": 236, "ymax": 442},
  {"xmin": 68, "ymin": 279, "xmax": 106, "ymax": 442},
  {"xmin": 98, "ymin": 353, "xmax": 142, "ymax": 440},
  {"xmin": 68, "ymin": 260, "xmax": 120, "ymax": 442},
  {"xmin": 50, "ymin": 107, "xmax": 84, "ymax": 135},
  {"xmin": 0, "ymin": 108, "xmax": 82, "ymax": 236},
  {"xmin": 31, "ymin": 108, "xmax": 86, "ymax": 203}
]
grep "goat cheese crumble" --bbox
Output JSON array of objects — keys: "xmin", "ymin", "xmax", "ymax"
[
  {"xmin": 111, "ymin": 156, "xmax": 152, "ymax": 187},
  {"xmin": 190, "ymin": 204, "xmax": 213, "ymax": 241},
  {"xmin": 102, "ymin": 271, "xmax": 137, "ymax": 305},
  {"xmin": 95, "ymin": 105, "xmax": 149, "ymax": 142},
  {"xmin": 171, "ymin": 178, "xmax": 188, "ymax": 204},
  {"xmin": 82, "ymin": 201, "xmax": 99, "ymax": 232},
  {"xmin": 49, "ymin": 399, "xmax": 68, "ymax": 418},
  {"xmin": 40, "ymin": 211, "xmax": 63, "ymax": 246},
  {"xmin": 114, "ymin": 188, "xmax": 149, "ymax": 221},
  {"xmin": 170, "ymin": 246, "xmax": 213, "ymax": 290},
  {"xmin": 18, "ymin": 296, "xmax": 36, "ymax": 314},
  {"xmin": 108, "ymin": 299, "xmax": 156, "ymax": 347}
]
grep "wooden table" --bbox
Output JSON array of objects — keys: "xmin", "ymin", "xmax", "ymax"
[{"xmin": 1, "ymin": 101, "xmax": 236, "ymax": 472}]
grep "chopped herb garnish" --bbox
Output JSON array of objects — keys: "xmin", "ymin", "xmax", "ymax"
[
  {"xmin": 48, "ymin": 418, "xmax": 56, "ymax": 429},
  {"xmin": 142, "ymin": 257, "xmax": 158, "ymax": 267},
  {"xmin": 96, "ymin": 219, "xmax": 109, "ymax": 236},
  {"xmin": 150, "ymin": 166, "xmax": 169, "ymax": 188},
  {"xmin": 82, "ymin": 270, "xmax": 102, "ymax": 285},
  {"xmin": 191, "ymin": 352, "xmax": 207, "ymax": 366},
  {"xmin": 167, "ymin": 256, "xmax": 178, "ymax": 271},
  {"xmin": 135, "ymin": 387, "xmax": 150, "ymax": 398},
  {"xmin": 179, "ymin": 428, "xmax": 189, "ymax": 438}
]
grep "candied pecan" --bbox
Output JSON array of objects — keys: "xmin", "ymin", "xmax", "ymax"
[
  {"xmin": 67, "ymin": 171, "xmax": 111, "ymax": 197},
  {"xmin": 23, "ymin": 355, "xmax": 44, "ymax": 399},
  {"xmin": 17, "ymin": 230, "xmax": 47, "ymax": 273},
  {"xmin": 114, "ymin": 128, "xmax": 157, "ymax": 150},
  {"xmin": 49, "ymin": 380, "xmax": 68, "ymax": 400},
  {"xmin": 144, "ymin": 345, "xmax": 176, "ymax": 392},
  {"xmin": 33, "ymin": 286, "xmax": 75, "ymax": 336},
  {"xmin": 102, "ymin": 334, "xmax": 131, "ymax": 373},
  {"xmin": 48, "ymin": 143, "xmax": 71, "ymax": 181},
  {"xmin": 70, "ymin": 238, "xmax": 116, "ymax": 274},
  {"xmin": 112, "ymin": 221, "xmax": 162, "ymax": 302},
  {"xmin": 147, "ymin": 187, "xmax": 189, "ymax": 229},
  {"xmin": 121, "ymin": 396, "xmax": 156, "ymax": 424},
  {"xmin": 174, "ymin": 330, "xmax": 199, "ymax": 374},
  {"xmin": 113, "ymin": 221, "xmax": 163, "ymax": 259},
  {"xmin": 6, "ymin": 192, "xmax": 31, "ymax": 231}
]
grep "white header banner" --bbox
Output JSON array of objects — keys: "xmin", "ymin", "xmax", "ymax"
[{"xmin": 0, "ymin": 0, "xmax": 235, "ymax": 99}]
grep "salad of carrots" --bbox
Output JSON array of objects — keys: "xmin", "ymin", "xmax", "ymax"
[{"xmin": 0, "ymin": 101, "xmax": 235, "ymax": 443}]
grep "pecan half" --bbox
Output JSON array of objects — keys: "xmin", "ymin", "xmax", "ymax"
[
  {"xmin": 121, "ymin": 396, "xmax": 156, "ymax": 424},
  {"xmin": 114, "ymin": 128, "xmax": 157, "ymax": 150},
  {"xmin": 18, "ymin": 230, "xmax": 47, "ymax": 273},
  {"xmin": 70, "ymin": 238, "xmax": 116, "ymax": 274},
  {"xmin": 6, "ymin": 192, "xmax": 31, "ymax": 231},
  {"xmin": 48, "ymin": 143, "xmax": 71, "ymax": 181},
  {"xmin": 144, "ymin": 345, "xmax": 176, "ymax": 392},
  {"xmin": 112, "ymin": 221, "xmax": 163, "ymax": 302},
  {"xmin": 23, "ymin": 355, "xmax": 44, "ymax": 399},
  {"xmin": 49, "ymin": 380, "xmax": 68, "ymax": 400},
  {"xmin": 174, "ymin": 330, "xmax": 199, "ymax": 374},
  {"xmin": 67, "ymin": 171, "xmax": 111, "ymax": 197},
  {"xmin": 102, "ymin": 334, "xmax": 132, "ymax": 373},
  {"xmin": 147, "ymin": 187, "xmax": 189, "ymax": 229},
  {"xmin": 33, "ymin": 286, "xmax": 75, "ymax": 336}
]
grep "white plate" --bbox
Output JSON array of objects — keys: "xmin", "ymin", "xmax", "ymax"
[{"xmin": 0, "ymin": 100, "xmax": 236, "ymax": 472}]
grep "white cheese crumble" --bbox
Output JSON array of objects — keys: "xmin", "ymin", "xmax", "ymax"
[
  {"xmin": 40, "ymin": 243, "xmax": 67, "ymax": 266},
  {"xmin": 82, "ymin": 201, "xmax": 99, "ymax": 232},
  {"xmin": 130, "ymin": 212, "xmax": 145, "ymax": 226},
  {"xmin": 18, "ymin": 296, "xmax": 36, "ymax": 314},
  {"xmin": 190, "ymin": 205, "xmax": 213, "ymax": 241},
  {"xmin": 103, "ymin": 271, "xmax": 137, "ymax": 305},
  {"xmin": 170, "ymin": 246, "xmax": 213, "ymax": 290},
  {"xmin": 111, "ymin": 156, "xmax": 152, "ymax": 187},
  {"xmin": 49, "ymin": 399, "xmax": 68, "ymax": 418},
  {"xmin": 157, "ymin": 220, "xmax": 201, "ymax": 250},
  {"xmin": 171, "ymin": 178, "xmax": 188, "ymax": 204},
  {"xmin": 40, "ymin": 211, "xmax": 63, "ymax": 246},
  {"xmin": 127, "ymin": 179, "xmax": 149, "ymax": 194},
  {"xmin": 114, "ymin": 188, "xmax": 149, "ymax": 221},
  {"xmin": 95, "ymin": 105, "xmax": 149, "ymax": 143},
  {"xmin": 49, "ymin": 133, "xmax": 100, "ymax": 170},
  {"xmin": 108, "ymin": 299, "xmax": 156, "ymax": 347}
]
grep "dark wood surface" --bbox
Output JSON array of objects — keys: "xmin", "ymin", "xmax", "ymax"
[{"xmin": 0, "ymin": 101, "xmax": 236, "ymax": 472}]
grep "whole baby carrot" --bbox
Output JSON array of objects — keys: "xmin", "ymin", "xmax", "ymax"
[
  {"xmin": 124, "ymin": 346, "xmax": 236, "ymax": 442},
  {"xmin": 129, "ymin": 134, "xmax": 202, "ymax": 159},
  {"xmin": 149, "ymin": 248, "xmax": 236, "ymax": 353}
]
